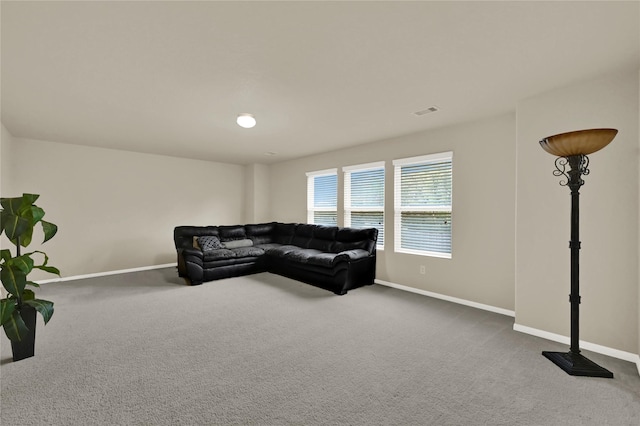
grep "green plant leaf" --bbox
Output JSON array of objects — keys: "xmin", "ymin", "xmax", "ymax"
[
  {"xmin": 18, "ymin": 225, "xmax": 34, "ymax": 248},
  {"xmin": 15, "ymin": 194, "xmax": 39, "ymax": 217},
  {"xmin": 0, "ymin": 196, "xmax": 25, "ymax": 214},
  {"xmin": 21, "ymin": 193, "xmax": 40, "ymax": 205},
  {"xmin": 40, "ymin": 220, "xmax": 58, "ymax": 244},
  {"xmin": 28, "ymin": 251, "xmax": 61, "ymax": 277},
  {"xmin": 24, "ymin": 299, "xmax": 54, "ymax": 325},
  {"xmin": 29, "ymin": 205, "xmax": 45, "ymax": 224},
  {"xmin": 0, "ymin": 263, "xmax": 27, "ymax": 297},
  {"xmin": 7, "ymin": 254, "xmax": 35, "ymax": 274},
  {"xmin": 0, "ymin": 298, "xmax": 16, "ymax": 325},
  {"xmin": 2, "ymin": 309, "xmax": 29, "ymax": 342},
  {"xmin": 36, "ymin": 265, "xmax": 60, "ymax": 276},
  {"xmin": 26, "ymin": 281, "xmax": 41, "ymax": 288},
  {"xmin": 3, "ymin": 213, "xmax": 30, "ymax": 242},
  {"xmin": 0, "ymin": 249, "xmax": 11, "ymax": 263},
  {"xmin": 22, "ymin": 289, "xmax": 35, "ymax": 301}
]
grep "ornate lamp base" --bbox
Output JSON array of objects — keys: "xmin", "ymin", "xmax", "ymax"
[{"xmin": 542, "ymin": 351, "xmax": 613, "ymax": 378}]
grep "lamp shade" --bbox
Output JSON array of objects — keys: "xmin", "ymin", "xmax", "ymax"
[{"xmin": 539, "ymin": 128, "xmax": 618, "ymax": 157}]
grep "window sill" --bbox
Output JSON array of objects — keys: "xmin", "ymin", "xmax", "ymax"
[{"xmin": 394, "ymin": 248, "xmax": 451, "ymax": 259}]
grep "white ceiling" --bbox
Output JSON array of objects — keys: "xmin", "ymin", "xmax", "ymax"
[{"xmin": 2, "ymin": 1, "xmax": 639, "ymax": 165}]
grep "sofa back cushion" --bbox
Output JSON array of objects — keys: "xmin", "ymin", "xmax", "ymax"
[
  {"xmin": 246, "ymin": 222, "xmax": 277, "ymax": 245},
  {"xmin": 274, "ymin": 223, "xmax": 296, "ymax": 244},
  {"xmin": 333, "ymin": 227, "xmax": 378, "ymax": 254},
  {"xmin": 308, "ymin": 225, "xmax": 338, "ymax": 252},
  {"xmin": 291, "ymin": 223, "xmax": 315, "ymax": 248},
  {"xmin": 218, "ymin": 225, "xmax": 247, "ymax": 241}
]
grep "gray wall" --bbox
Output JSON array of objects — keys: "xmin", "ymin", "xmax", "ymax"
[
  {"xmin": 515, "ymin": 68, "xmax": 639, "ymax": 354},
  {"xmin": 1, "ymin": 135, "xmax": 246, "ymax": 281},
  {"xmin": 0, "ymin": 124, "xmax": 16, "ymax": 298},
  {"xmin": 1, "ymin": 124, "xmax": 16, "ymax": 253},
  {"xmin": 1, "ymin": 124, "xmax": 15, "ymax": 200},
  {"xmin": 244, "ymin": 163, "xmax": 270, "ymax": 224},
  {"xmin": 269, "ymin": 113, "xmax": 517, "ymax": 311}
]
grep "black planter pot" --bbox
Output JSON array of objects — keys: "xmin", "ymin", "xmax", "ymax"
[{"xmin": 11, "ymin": 305, "xmax": 37, "ymax": 362}]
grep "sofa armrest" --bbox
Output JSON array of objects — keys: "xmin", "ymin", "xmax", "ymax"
[
  {"xmin": 179, "ymin": 247, "xmax": 205, "ymax": 285},
  {"xmin": 338, "ymin": 249, "xmax": 371, "ymax": 261},
  {"xmin": 181, "ymin": 247, "xmax": 203, "ymax": 261}
]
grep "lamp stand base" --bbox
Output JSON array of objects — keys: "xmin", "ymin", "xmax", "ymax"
[{"xmin": 542, "ymin": 351, "xmax": 613, "ymax": 378}]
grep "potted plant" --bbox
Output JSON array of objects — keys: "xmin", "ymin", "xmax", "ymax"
[{"xmin": 0, "ymin": 193, "xmax": 59, "ymax": 361}]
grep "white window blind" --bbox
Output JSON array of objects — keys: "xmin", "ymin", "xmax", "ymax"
[
  {"xmin": 306, "ymin": 169, "xmax": 337, "ymax": 226},
  {"xmin": 393, "ymin": 152, "xmax": 453, "ymax": 258},
  {"xmin": 343, "ymin": 162, "xmax": 385, "ymax": 248}
]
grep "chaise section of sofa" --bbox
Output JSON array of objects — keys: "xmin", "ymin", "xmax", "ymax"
[{"xmin": 173, "ymin": 222, "xmax": 377, "ymax": 295}]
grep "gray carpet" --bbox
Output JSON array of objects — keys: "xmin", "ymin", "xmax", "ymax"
[{"xmin": 1, "ymin": 268, "xmax": 639, "ymax": 425}]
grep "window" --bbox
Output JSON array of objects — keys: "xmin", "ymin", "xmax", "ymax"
[
  {"xmin": 306, "ymin": 169, "xmax": 337, "ymax": 225},
  {"xmin": 393, "ymin": 152, "xmax": 453, "ymax": 258},
  {"xmin": 343, "ymin": 162, "xmax": 385, "ymax": 249}
]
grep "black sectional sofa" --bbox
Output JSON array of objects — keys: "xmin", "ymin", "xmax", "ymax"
[{"xmin": 174, "ymin": 222, "xmax": 378, "ymax": 295}]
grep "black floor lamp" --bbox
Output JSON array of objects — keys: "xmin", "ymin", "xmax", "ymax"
[{"xmin": 538, "ymin": 128, "xmax": 618, "ymax": 378}]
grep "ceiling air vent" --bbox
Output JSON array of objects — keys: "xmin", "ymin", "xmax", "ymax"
[{"xmin": 413, "ymin": 106, "xmax": 439, "ymax": 116}]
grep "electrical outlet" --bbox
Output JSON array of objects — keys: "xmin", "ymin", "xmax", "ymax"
[{"xmin": 419, "ymin": 265, "xmax": 426, "ymax": 275}]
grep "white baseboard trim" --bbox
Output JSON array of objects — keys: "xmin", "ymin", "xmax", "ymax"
[
  {"xmin": 513, "ymin": 323, "xmax": 640, "ymax": 373},
  {"xmin": 36, "ymin": 263, "xmax": 177, "ymax": 284},
  {"xmin": 374, "ymin": 279, "xmax": 516, "ymax": 317}
]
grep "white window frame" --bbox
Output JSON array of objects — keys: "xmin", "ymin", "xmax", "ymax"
[
  {"xmin": 306, "ymin": 168, "xmax": 338, "ymax": 225},
  {"xmin": 393, "ymin": 151, "xmax": 453, "ymax": 259},
  {"xmin": 343, "ymin": 161, "xmax": 385, "ymax": 250}
]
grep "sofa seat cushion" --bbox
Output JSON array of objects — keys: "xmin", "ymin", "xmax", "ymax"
[
  {"xmin": 284, "ymin": 248, "xmax": 322, "ymax": 264},
  {"xmin": 262, "ymin": 244, "xmax": 301, "ymax": 257},
  {"xmin": 254, "ymin": 243, "xmax": 283, "ymax": 251},
  {"xmin": 270, "ymin": 257, "xmax": 348, "ymax": 277},
  {"xmin": 203, "ymin": 249, "xmax": 236, "ymax": 261},
  {"xmin": 230, "ymin": 246, "xmax": 265, "ymax": 257}
]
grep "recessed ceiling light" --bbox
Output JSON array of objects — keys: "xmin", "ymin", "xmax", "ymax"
[
  {"xmin": 237, "ymin": 113, "xmax": 256, "ymax": 128},
  {"xmin": 413, "ymin": 106, "xmax": 440, "ymax": 116}
]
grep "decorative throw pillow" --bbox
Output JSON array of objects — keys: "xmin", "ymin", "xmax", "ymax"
[
  {"xmin": 197, "ymin": 235, "xmax": 225, "ymax": 251},
  {"xmin": 222, "ymin": 238, "xmax": 253, "ymax": 249}
]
